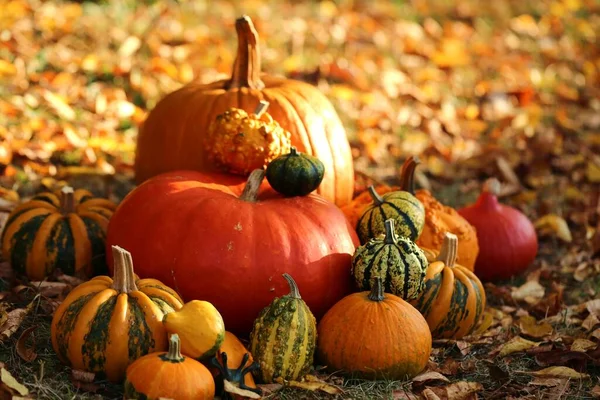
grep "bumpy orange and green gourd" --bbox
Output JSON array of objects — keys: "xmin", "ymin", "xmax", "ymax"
[{"xmin": 411, "ymin": 233, "xmax": 486, "ymax": 339}]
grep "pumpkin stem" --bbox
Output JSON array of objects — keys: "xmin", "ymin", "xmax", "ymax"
[
  {"xmin": 227, "ymin": 15, "xmax": 265, "ymax": 90},
  {"xmin": 240, "ymin": 169, "xmax": 265, "ymax": 202},
  {"xmin": 289, "ymin": 146, "xmax": 299, "ymax": 156},
  {"xmin": 383, "ymin": 219, "xmax": 398, "ymax": 245},
  {"xmin": 165, "ymin": 334, "xmax": 185, "ymax": 362},
  {"xmin": 111, "ymin": 245, "xmax": 139, "ymax": 293},
  {"xmin": 253, "ymin": 100, "xmax": 269, "ymax": 118},
  {"xmin": 59, "ymin": 186, "xmax": 76, "ymax": 214},
  {"xmin": 399, "ymin": 156, "xmax": 420, "ymax": 194},
  {"xmin": 367, "ymin": 185, "xmax": 385, "ymax": 205},
  {"xmin": 436, "ymin": 232, "xmax": 458, "ymax": 267},
  {"xmin": 483, "ymin": 178, "xmax": 501, "ymax": 196},
  {"xmin": 282, "ymin": 273, "xmax": 301, "ymax": 299},
  {"xmin": 368, "ymin": 277, "xmax": 385, "ymax": 302}
]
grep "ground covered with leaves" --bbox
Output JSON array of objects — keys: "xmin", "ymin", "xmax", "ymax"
[{"xmin": 0, "ymin": 0, "xmax": 599, "ymax": 399}]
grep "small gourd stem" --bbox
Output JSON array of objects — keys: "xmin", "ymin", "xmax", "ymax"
[
  {"xmin": 399, "ymin": 156, "xmax": 420, "ymax": 194},
  {"xmin": 111, "ymin": 245, "xmax": 138, "ymax": 292},
  {"xmin": 436, "ymin": 233, "xmax": 458, "ymax": 267},
  {"xmin": 60, "ymin": 186, "xmax": 76, "ymax": 214},
  {"xmin": 368, "ymin": 278, "xmax": 385, "ymax": 302},
  {"xmin": 289, "ymin": 147, "xmax": 299, "ymax": 156},
  {"xmin": 282, "ymin": 273, "xmax": 301, "ymax": 299},
  {"xmin": 367, "ymin": 185, "xmax": 385, "ymax": 205},
  {"xmin": 165, "ymin": 334, "xmax": 185, "ymax": 362},
  {"xmin": 253, "ymin": 101, "xmax": 269, "ymax": 118},
  {"xmin": 483, "ymin": 178, "xmax": 501, "ymax": 196},
  {"xmin": 383, "ymin": 219, "xmax": 398, "ymax": 245},
  {"xmin": 239, "ymin": 169, "xmax": 265, "ymax": 202},
  {"xmin": 227, "ymin": 15, "xmax": 265, "ymax": 90}
]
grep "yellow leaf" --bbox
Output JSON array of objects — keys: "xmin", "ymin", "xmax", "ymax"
[
  {"xmin": 534, "ymin": 214, "xmax": 572, "ymax": 243},
  {"xmin": 0, "ymin": 296, "xmax": 38, "ymax": 342},
  {"xmin": 277, "ymin": 375, "xmax": 343, "ymax": 395},
  {"xmin": 473, "ymin": 311, "xmax": 494, "ymax": 335},
  {"xmin": 587, "ymin": 161, "xmax": 600, "ymax": 183},
  {"xmin": 530, "ymin": 366, "xmax": 589, "ymax": 379},
  {"xmin": 499, "ymin": 336, "xmax": 540, "ymax": 357},
  {"xmin": 571, "ymin": 338, "xmax": 597, "ymax": 352},
  {"xmin": 1, "ymin": 368, "xmax": 29, "ymax": 396},
  {"xmin": 43, "ymin": 90, "xmax": 75, "ymax": 121},
  {"xmin": 519, "ymin": 315, "xmax": 553, "ymax": 338},
  {"xmin": 512, "ymin": 281, "xmax": 545, "ymax": 304},
  {"xmin": 0, "ymin": 59, "xmax": 16, "ymax": 76}
]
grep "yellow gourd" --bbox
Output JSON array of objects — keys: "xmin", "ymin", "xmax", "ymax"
[{"xmin": 163, "ymin": 300, "xmax": 226, "ymax": 360}]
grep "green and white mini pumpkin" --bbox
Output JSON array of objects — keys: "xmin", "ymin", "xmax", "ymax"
[{"xmin": 352, "ymin": 219, "xmax": 428, "ymax": 301}]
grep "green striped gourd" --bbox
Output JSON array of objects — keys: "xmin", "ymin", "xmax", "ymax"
[
  {"xmin": 1, "ymin": 186, "xmax": 116, "ymax": 280},
  {"xmin": 356, "ymin": 183, "xmax": 425, "ymax": 244},
  {"xmin": 411, "ymin": 233, "xmax": 486, "ymax": 339},
  {"xmin": 266, "ymin": 147, "xmax": 325, "ymax": 197},
  {"xmin": 352, "ymin": 219, "xmax": 428, "ymax": 301},
  {"xmin": 249, "ymin": 273, "xmax": 317, "ymax": 383},
  {"xmin": 50, "ymin": 245, "xmax": 184, "ymax": 382}
]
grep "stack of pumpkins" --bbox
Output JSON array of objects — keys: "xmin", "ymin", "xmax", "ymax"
[{"xmin": 0, "ymin": 14, "xmax": 541, "ymax": 400}]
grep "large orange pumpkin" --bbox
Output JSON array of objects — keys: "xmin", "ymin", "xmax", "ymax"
[
  {"xmin": 134, "ymin": 16, "xmax": 354, "ymax": 206},
  {"xmin": 341, "ymin": 156, "xmax": 479, "ymax": 269},
  {"xmin": 105, "ymin": 169, "xmax": 359, "ymax": 336}
]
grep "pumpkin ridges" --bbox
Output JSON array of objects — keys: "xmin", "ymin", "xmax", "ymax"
[
  {"xmin": 103, "ymin": 294, "xmax": 131, "ymax": 382},
  {"xmin": 68, "ymin": 214, "xmax": 93, "ymax": 276},
  {"xmin": 7, "ymin": 213, "xmax": 53, "ymax": 277},
  {"xmin": 272, "ymin": 86, "xmax": 336, "ymax": 202},
  {"xmin": 285, "ymin": 81, "xmax": 352, "ymax": 205},
  {"xmin": 451, "ymin": 268, "xmax": 479, "ymax": 338},
  {"xmin": 129, "ymin": 291, "xmax": 165, "ymax": 356},
  {"xmin": 52, "ymin": 292, "xmax": 98, "ymax": 364},
  {"xmin": 423, "ymin": 267, "xmax": 455, "ymax": 331},
  {"xmin": 68, "ymin": 289, "xmax": 117, "ymax": 370},
  {"xmin": 28, "ymin": 213, "xmax": 62, "ymax": 279}
]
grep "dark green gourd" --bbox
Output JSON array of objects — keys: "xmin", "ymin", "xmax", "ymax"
[{"xmin": 266, "ymin": 147, "xmax": 325, "ymax": 197}]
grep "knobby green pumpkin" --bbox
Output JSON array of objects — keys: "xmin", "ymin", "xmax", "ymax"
[
  {"xmin": 249, "ymin": 273, "xmax": 317, "ymax": 383},
  {"xmin": 265, "ymin": 147, "xmax": 325, "ymax": 197},
  {"xmin": 356, "ymin": 183, "xmax": 425, "ymax": 244},
  {"xmin": 411, "ymin": 233, "xmax": 486, "ymax": 339},
  {"xmin": 1, "ymin": 186, "xmax": 116, "ymax": 280},
  {"xmin": 352, "ymin": 219, "xmax": 428, "ymax": 301}
]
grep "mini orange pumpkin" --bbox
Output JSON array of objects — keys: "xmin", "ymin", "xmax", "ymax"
[
  {"xmin": 316, "ymin": 278, "xmax": 431, "ymax": 380},
  {"xmin": 342, "ymin": 156, "xmax": 479, "ymax": 270}
]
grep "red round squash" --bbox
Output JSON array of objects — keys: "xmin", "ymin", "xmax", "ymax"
[{"xmin": 105, "ymin": 169, "xmax": 358, "ymax": 336}]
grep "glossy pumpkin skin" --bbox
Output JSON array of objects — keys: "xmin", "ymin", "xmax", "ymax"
[
  {"xmin": 458, "ymin": 179, "xmax": 538, "ymax": 281},
  {"xmin": 124, "ymin": 334, "xmax": 215, "ymax": 400},
  {"xmin": 249, "ymin": 274, "xmax": 317, "ymax": 383},
  {"xmin": 105, "ymin": 169, "xmax": 359, "ymax": 336},
  {"xmin": 163, "ymin": 300, "xmax": 226, "ymax": 360},
  {"xmin": 317, "ymin": 279, "xmax": 432, "ymax": 380},
  {"xmin": 1, "ymin": 186, "xmax": 116, "ymax": 280},
  {"xmin": 266, "ymin": 147, "xmax": 325, "ymax": 197},
  {"xmin": 352, "ymin": 219, "xmax": 428, "ymax": 301},
  {"xmin": 135, "ymin": 16, "xmax": 354, "ymax": 206},
  {"xmin": 411, "ymin": 233, "xmax": 486, "ymax": 339},
  {"xmin": 50, "ymin": 246, "xmax": 184, "ymax": 382}
]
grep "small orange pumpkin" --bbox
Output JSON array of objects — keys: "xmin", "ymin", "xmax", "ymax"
[{"xmin": 316, "ymin": 278, "xmax": 431, "ymax": 380}]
